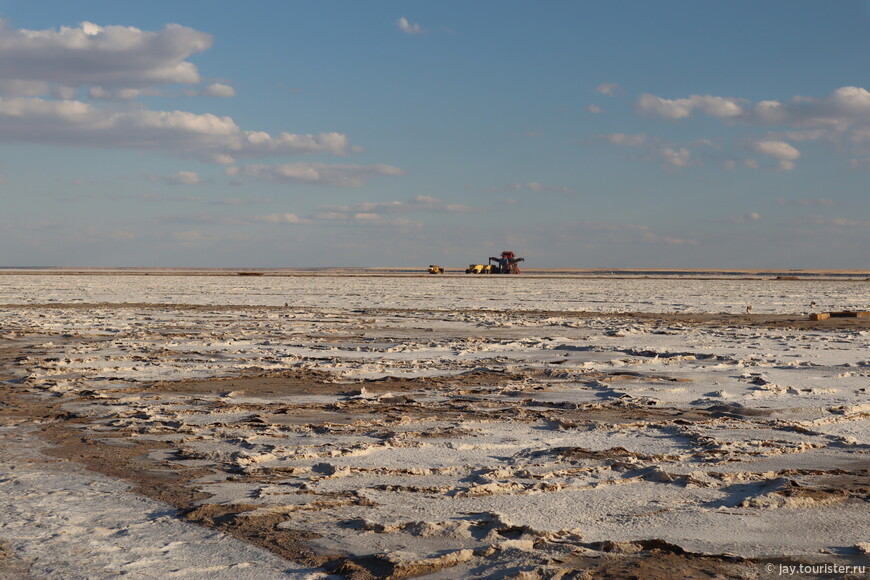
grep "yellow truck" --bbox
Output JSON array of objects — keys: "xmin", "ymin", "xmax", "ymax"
[{"xmin": 465, "ymin": 264, "xmax": 495, "ymax": 274}]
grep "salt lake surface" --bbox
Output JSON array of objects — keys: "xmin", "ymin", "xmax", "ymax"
[
  {"xmin": 0, "ymin": 273, "xmax": 867, "ymax": 578},
  {"xmin": 1, "ymin": 273, "xmax": 868, "ymax": 313}
]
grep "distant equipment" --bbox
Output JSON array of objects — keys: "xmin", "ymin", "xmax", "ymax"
[
  {"xmin": 428, "ymin": 265, "xmax": 445, "ymax": 274},
  {"xmin": 465, "ymin": 251, "xmax": 524, "ymax": 274}
]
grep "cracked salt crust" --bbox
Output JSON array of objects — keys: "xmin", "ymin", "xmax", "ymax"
[
  {"xmin": 1, "ymin": 274, "xmax": 868, "ymax": 577},
  {"xmin": 0, "ymin": 425, "xmax": 328, "ymax": 580}
]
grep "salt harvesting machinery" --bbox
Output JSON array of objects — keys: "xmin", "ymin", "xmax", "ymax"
[{"xmin": 465, "ymin": 251, "xmax": 524, "ymax": 274}]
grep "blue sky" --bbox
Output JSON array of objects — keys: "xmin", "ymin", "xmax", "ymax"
[{"xmin": 1, "ymin": 1, "xmax": 870, "ymax": 268}]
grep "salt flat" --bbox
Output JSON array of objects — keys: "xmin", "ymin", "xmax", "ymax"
[
  {"xmin": 1, "ymin": 272, "xmax": 869, "ymax": 313},
  {"xmin": 0, "ymin": 273, "xmax": 867, "ymax": 579}
]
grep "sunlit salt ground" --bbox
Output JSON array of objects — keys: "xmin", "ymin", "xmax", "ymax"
[
  {"xmin": 0, "ymin": 425, "xmax": 326, "ymax": 580},
  {"xmin": 1, "ymin": 274, "xmax": 868, "ymax": 577},
  {"xmin": 1, "ymin": 273, "xmax": 869, "ymax": 313}
]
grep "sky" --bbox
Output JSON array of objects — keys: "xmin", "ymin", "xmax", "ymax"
[{"xmin": 1, "ymin": 1, "xmax": 870, "ymax": 269}]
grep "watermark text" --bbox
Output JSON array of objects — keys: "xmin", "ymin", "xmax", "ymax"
[{"xmin": 766, "ymin": 563, "xmax": 867, "ymax": 576}]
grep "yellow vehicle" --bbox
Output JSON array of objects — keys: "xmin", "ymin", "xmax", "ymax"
[
  {"xmin": 428, "ymin": 265, "xmax": 445, "ymax": 274},
  {"xmin": 465, "ymin": 264, "xmax": 496, "ymax": 274}
]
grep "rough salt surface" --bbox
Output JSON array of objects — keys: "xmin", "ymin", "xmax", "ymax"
[
  {"xmin": 0, "ymin": 425, "xmax": 327, "ymax": 580},
  {"xmin": 1, "ymin": 274, "xmax": 868, "ymax": 577}
]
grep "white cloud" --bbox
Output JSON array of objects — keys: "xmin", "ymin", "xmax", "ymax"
[
  {"xmin": 173, "ymin": 230, "xmax": 207, "ymax": 243},
  {"xmin": 793, "ymin": 216, "xmax": 870, "ymax": 230},
  {"xmin": 207, "ymin": 196, "xmax": 273, "ymax": 206},
  {"xmin": 159, "ymin": 213, "xmax": 243, "ymax": 226},
  {"xmin": 714, "ymin": 212, "xmax": 762, "ymax": 224},
  {"xmin": 693, "ymin": 96, "xmax": 745, "ymax": 118},
  {"xmin": 594, "ymin": 83, "xmax": 620, "ymax": 96},
  {"xmin": 586, "ymin": 105, "xmax": 604, "ymax": 114},
  {"xmin": 660, "ymin": 147, "xmax": 691, "ymax": 167},
  {"xmin": 199, "ymin": 82, "xmax": 236, "ymax": 98},
  {"xmin": 52, "ymin": 86, "xmax": 78, "ymax": 100},
  {"xmin": 751, "ymin": 86, "xmax": 870, "ymax": 127},
  {"xmin": 88, "ymin": 86, "xmax": 144, "ymax": 100},
  {"xmin": 639, "ymin": 86, "xmax": 870, "ymax": 130},
  {"xmin": 0, "ymin": 97, "xmax": 350, "ymax": 162},
  {"xmin": 325, "ymin": 201, "xmax": 405, "ymax": 213},
  {"xmin": 750, "ymin": 100, "xmax": 784, "ymax": 124},
  {"xmin": 636, "ymin": 94, "xmax": 692, "ymax": 119},
  {"xmin": 318, "ymin": 195, "xmax": 477, "ymax": 214},
  {"xmin": 752, "ymin": 139, "xmax": 800, "ymax": 170},
  {"xmin": 637, "ymin": 93, "xmax": 745, "ymax": 119},
  {"xmin": 313, "ymin": 210, "xmax": 421, "ymax": 228},
  {"xmin": 0, "ymin": 20, "xmax": 402, "ymax": 183},
  {"xmin": 396, "ymin": 17, "xmax": 424, "ymax": 35},
  {"xmin": 0, "ymin": 21, "xmax": 212, "ymax": 91},
  {"xmin": 640, "ymin": 232, "xmax": 698, "ymax": 245},
  {"xmin": 507, "ymin": 182, "xmax": 575, "ymax": 193},
  {"xmin": 774, "ymin": 129, "xmax": 831, "ymax": 142},
  {"xmin": 600, "ymin": 133, "xmax": 648, "ymax": 147},
  {"xmin": 627, "ymin": 86, "xmax": 870, "ymax": 170},
  {"xmin": 163, "ymin": 171, "xmax": 200, "ymax": 185},
  {"xmin": 312, "ymin": 211, "xmax": 346, "ymax": 221},
  {"xmin": 849, "ymin": 127, "xmax": 870, "ymax": 145},
  {"xmin": 229, "ymin": 163, "xmax": 403, "ymax": 187},
  {"xmin": 849, "ymin": 157, "xmax": 870, "ymax": 169},
  {"xmin": 776, "ymin": 197, "xmax": 835, "ymax": 206},
  {"xmin": 601, "ymin": 133, "xmax": 696, "ymax": 168},
  {"xmin": 0, "ymin": 79, "xmax": 48, "ymax": 97},
  {"xmin": 252, "ymin": 213, "xmax": 310, "ymax": 224}
]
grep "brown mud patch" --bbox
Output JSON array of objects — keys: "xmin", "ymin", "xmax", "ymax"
[
  {"xmin": 777, "ymin": 471, "xmax": 870, "ymax": 503},
  {"xmin": 149, "ymin": 367, "xmax": 527, "ymax": 397},
  {"xmin": 563, "ymin": 543, "xmax": 753, "ymax": 580}
]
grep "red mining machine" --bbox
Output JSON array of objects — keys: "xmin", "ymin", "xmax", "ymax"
[{"xmin": 465, "ymin": 251, "xmax": 524, "ymax": 274}]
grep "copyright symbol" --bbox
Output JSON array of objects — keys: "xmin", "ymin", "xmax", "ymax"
[{"xmin": 766, "ymin": 563, "xmax": 774, "ymax": 573}]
